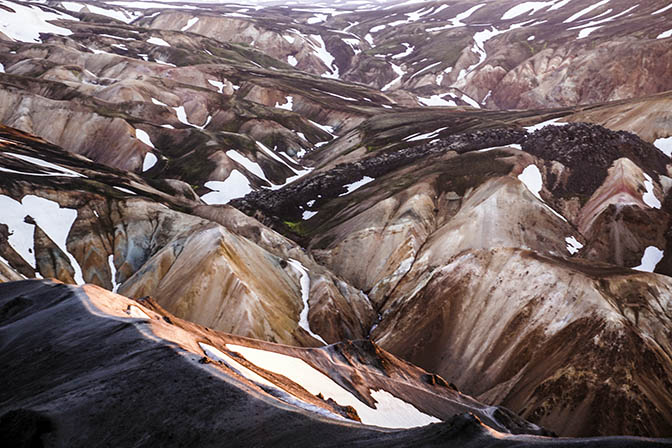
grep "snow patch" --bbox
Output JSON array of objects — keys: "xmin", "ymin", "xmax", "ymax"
[
  {"xmin": 501, "ymin": 1, "xmax": 558, "ymax": 20},
  {"xmin": 302, "ymin": 210, "xmax": 318, "ymax": 220},
  {"xmin": 225, "ymin": 344, "xmax": 440, "ymax": 429},
  {"xmin": 208, "ymin": 79, "xmax": 225, "ymax": 93},
  {"xmin": 0, "ymin": 195, "xmax": 83, "ymax": 283},
  {"xmin": 0, "ymin": 1, "xmax": 77, "ymax": 43},
  {"xmin": 127, "ymin": 305, "xmax": 150, "ymax": 319},
  {"xmin": 653, "ymin": 4, "xmax": 672, "ymax": 15},
  {"xmin": 113, "ymin": 186, "xmax": 136, "ymax": 195},
  {"xmin": 135, "ymin": 129, "xmax": 155, "ymax": 148},
  {"xmin": 525, "ymin": 117, "xmax": 568, "ymax": 132},
  {"xmin": 310, "ymin": 34, "xmax": 338, "ymax": 78},
  {"xmin": 108, "ymin": 254, "xmax": 119, "ymax": 293},
  {"xmin": 392, "ymin": 43, "xmax": 414, "ymax": 59},
  {"xmin": 406, "ymin": 127, "xmax": 448, "ymax": 142},
  {"xmin": 642, "ymin": 173, "xmax": 661, "ymax": 209},
  {"xmin": 564, "ymin": 0, "xmax": 610, "ymax": 23},
  {"xmin": 577, "ymin": 26, "xmax": 601, "ymax": 39},
  {"xmin": 339, "ymin": 176, "xmax": 375, "ymax": 196},
  {"xmin": 307, "ymin": 13, "xmax": 328, "ymax": 24},
  {"xmin": 181, "ymin": 17, "xmax": 199, "ymax": 32},
  {"xmin": 427, "ymin": 4, "xmax": 485, "ymax": 32},
  {"xmin": 381, "ymin": 62, "xmax": 405, "ymax": 91},
  {"xmin": 418, "ymin": 94, "xmax": 456, "ymax": 107},
  {"xmin": 565, "ymin": 236, "xmax": 583, "ymax": 255},
  {"xmin": 658, "ymin": 29, "xmax": 672, "ymax": 39},
  {"xmin": 227, "ymin": 150, "xmax": 270, "ymax": 183},
  {"xmin": 287, "ymin": 259, "xmax": 326, "ymax": 344},
  {"xmin": 634, "ymin": 247, "xmax": 664, "ymax": 273},
  {"xmin": 200, "ymin": 170, "xmax": 252, "ymax": 205},
  {"xmin": 147, "ymin": 37, "xmax": 170, "ymax": 47},
  {"xmin": 142, "ymin": 153, "xmax": 158, "ymax": 172},
  {"xmin": 654, "ymin": 136, "xmax": 672, "ymax": 156},
  {"xmin": 518, "ymin": 165, "xmax": 543, "ymax": 200},
  {"xmin": 275, "ymin": 96, "xmax": 294, "ymax": 111},
  {"xmin": 4, "ymin": 152, "xmax": 84, "ymax": 178}
]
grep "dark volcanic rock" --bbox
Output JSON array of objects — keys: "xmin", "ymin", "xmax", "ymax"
[
  {"xmin": 523, "ymin": 123, "xmax": 669, "ymax": 196},
  {"xmin": 232, "ymin": 127, "xmax": 526, "ymax": 224}
]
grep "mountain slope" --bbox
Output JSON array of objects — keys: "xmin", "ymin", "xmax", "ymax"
[{"xmin": 3, "ymin": 279, "xmax": 672, "ymax": 447}]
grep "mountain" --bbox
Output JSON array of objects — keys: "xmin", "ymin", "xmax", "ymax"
[
  {"xmin": 1, "ymin": 0, "xmax": 672, "ymax": 445},
  {"xmin": 3, "ymin": 279, "xmax": 671, "ymax": 447}
]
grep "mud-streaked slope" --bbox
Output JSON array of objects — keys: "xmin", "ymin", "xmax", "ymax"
[
  {"xmin": 374, "ymin": 247, "xmax": 672, "ymax": 437},
  {"xmin": 0, "ymin": 125, "xmax": 374, "ymax": 346},
  {"xmin": 233, "ymin": 116, "xmax": 672, "ymax": 436}
]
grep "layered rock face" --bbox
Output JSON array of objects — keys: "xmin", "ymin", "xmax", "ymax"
[
  {"xmin": 1, "ymin": 0, "xmax": 672, "ymax": 444},
  {"xmin": 0, "ymin": 126, "xmax": 374, "ymax": 347}
]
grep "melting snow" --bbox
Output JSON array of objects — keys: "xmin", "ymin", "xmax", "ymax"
[
  {"xmin": 406, "ymin": 127, "xmax": 448, "ymax": 141},
  {"xmin": 501, "ymin": 1, "xmax": 560, "ymax": 20},
  {"xmin": 392, "ymin": 43, "xmax": 414, "ymax": 59},
  {"xmin": 381, "ymin": 62, "xmax": 405, "ymax": 91},
  {"xmin": 3, "ymin": 152, "xmax": 83, "ymax": 178},
  {"xmin": 364, "ymin": 33, "xmax": 374, "ymax": 46},
  {"xmin": 653, "ymin": 4, "xmax": 672, "ymax": 15},
  {"xmin": 135, "ymin": 129, "xmax": 155, "ymax": 148},
  {"xmin": 308, "ymin": 120, "xmax": 335, "ymax": 136},
  {"xmin": 342, "ymin": 37, "xmax": 362, "ymax": 55},
  {"xmin": 642, "ymin": 173, "xmax": 661, "ymax": 209},
  {"xmin": 181, "ymin": 17, "xmax": 199, "ymax": 31},
  {"xmin": 577, "ymin": 26, "xmax": 601, "ymax": 39},
  {"xmin": 201, "ymin": 170, "xmax": 253, "ymax": 204},
  {"xmin": 518, "ymin": 164, "xmax": 568, "ymax": 221},
  {"xmin": 0, "ymin": 1, "xmax": 77, "ymax": 43},
  {"xmin": 127, "ymin": 305, "xmax": 150, "ymax": 319},
  {"xmin": 310, "ymin": 34, "xmax": 338, "ymax": 78},
  {"xmin": 654, "ymin": 136, "xmax": 672, "ymax": 156},
  {"xmin": 113, "ymin": 186, "xmax": 136, "ymax": 195},
  {"xmin": 275, "ymin": 96, "xmax": 294, "ymax": 111},
  {"xmin": 569, "ymin": 5, "xmax": 639, "ymax": 39},
  {"xmin": 108, "ymin": 254, "xmax": 119, "ymax": 293},
  {"xmin": 634, "ymin": 246, "xmax": 664, "ymax": 273},
  {"xmin": 174, "ymin": 106, "xmax": 211, "ymax": 129},
  {"xmin": 208, "ymin": 79, "xmax": 225, "ymax": 93},
  {"xmin": 225, "ymin": 344, "xmax": 440, "ymax": 429},
  {"xmin": 518, "ymin": 165, "xmax": 543, "ymax": 200},
  {"xmin": 565, "ymin": 236, "xmax": 583, "ymax": 255},
  {"xmin": 426, "ymin": 4, "xmax": 485, "ymax": 32},
  {"xmin": 658, "ymin": 29, "xmax": 672, "ymax": 39},
  {"xmin": 142, "ymin": 153, "xmax": 158, "ymax": 172},
  {"xmin": 302, "ymin": 210, "xmax": 318, "ymax": 220},
  {"xmin": 564, "ymin": 0, "xmax": 610, "ymax": 23},
  {"xmin": 147, "ymin": 37, "xmax": 170, "ymax": 47},
  {"xmin": 200, "ymin": 343, "xmax": 345, "ymax": 420},
  {"xmin": 0, "ymin": 195, "xmax": 83, "ymax": 283},
  {"xmin": 525, "ymin": 117, "xmax": 568, "ymax": 132},
  {"xmin": 307, "ymin": 13, "xmax": 328, "ymax": 24},
  {"xmin": 288, "ymin": 55, "xmax": 298, "ymax": 66},
  {"xmin": 418, "ymin": 94, "xmax": 457, "ymax": 107},
  {"xmin": 62, "ymin": 2, "xmax": 139, "ymax": 23},
  {"xmin": 339, "ymin": 176, "xmax": 375, "ymax": 196},
  {"xmin": 287, "ymin": 259, "xmax": 326, "ymax": 344},
  {"xmin": 227, "ymin": 150, "xmax": 270, "ymax": 183}
]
